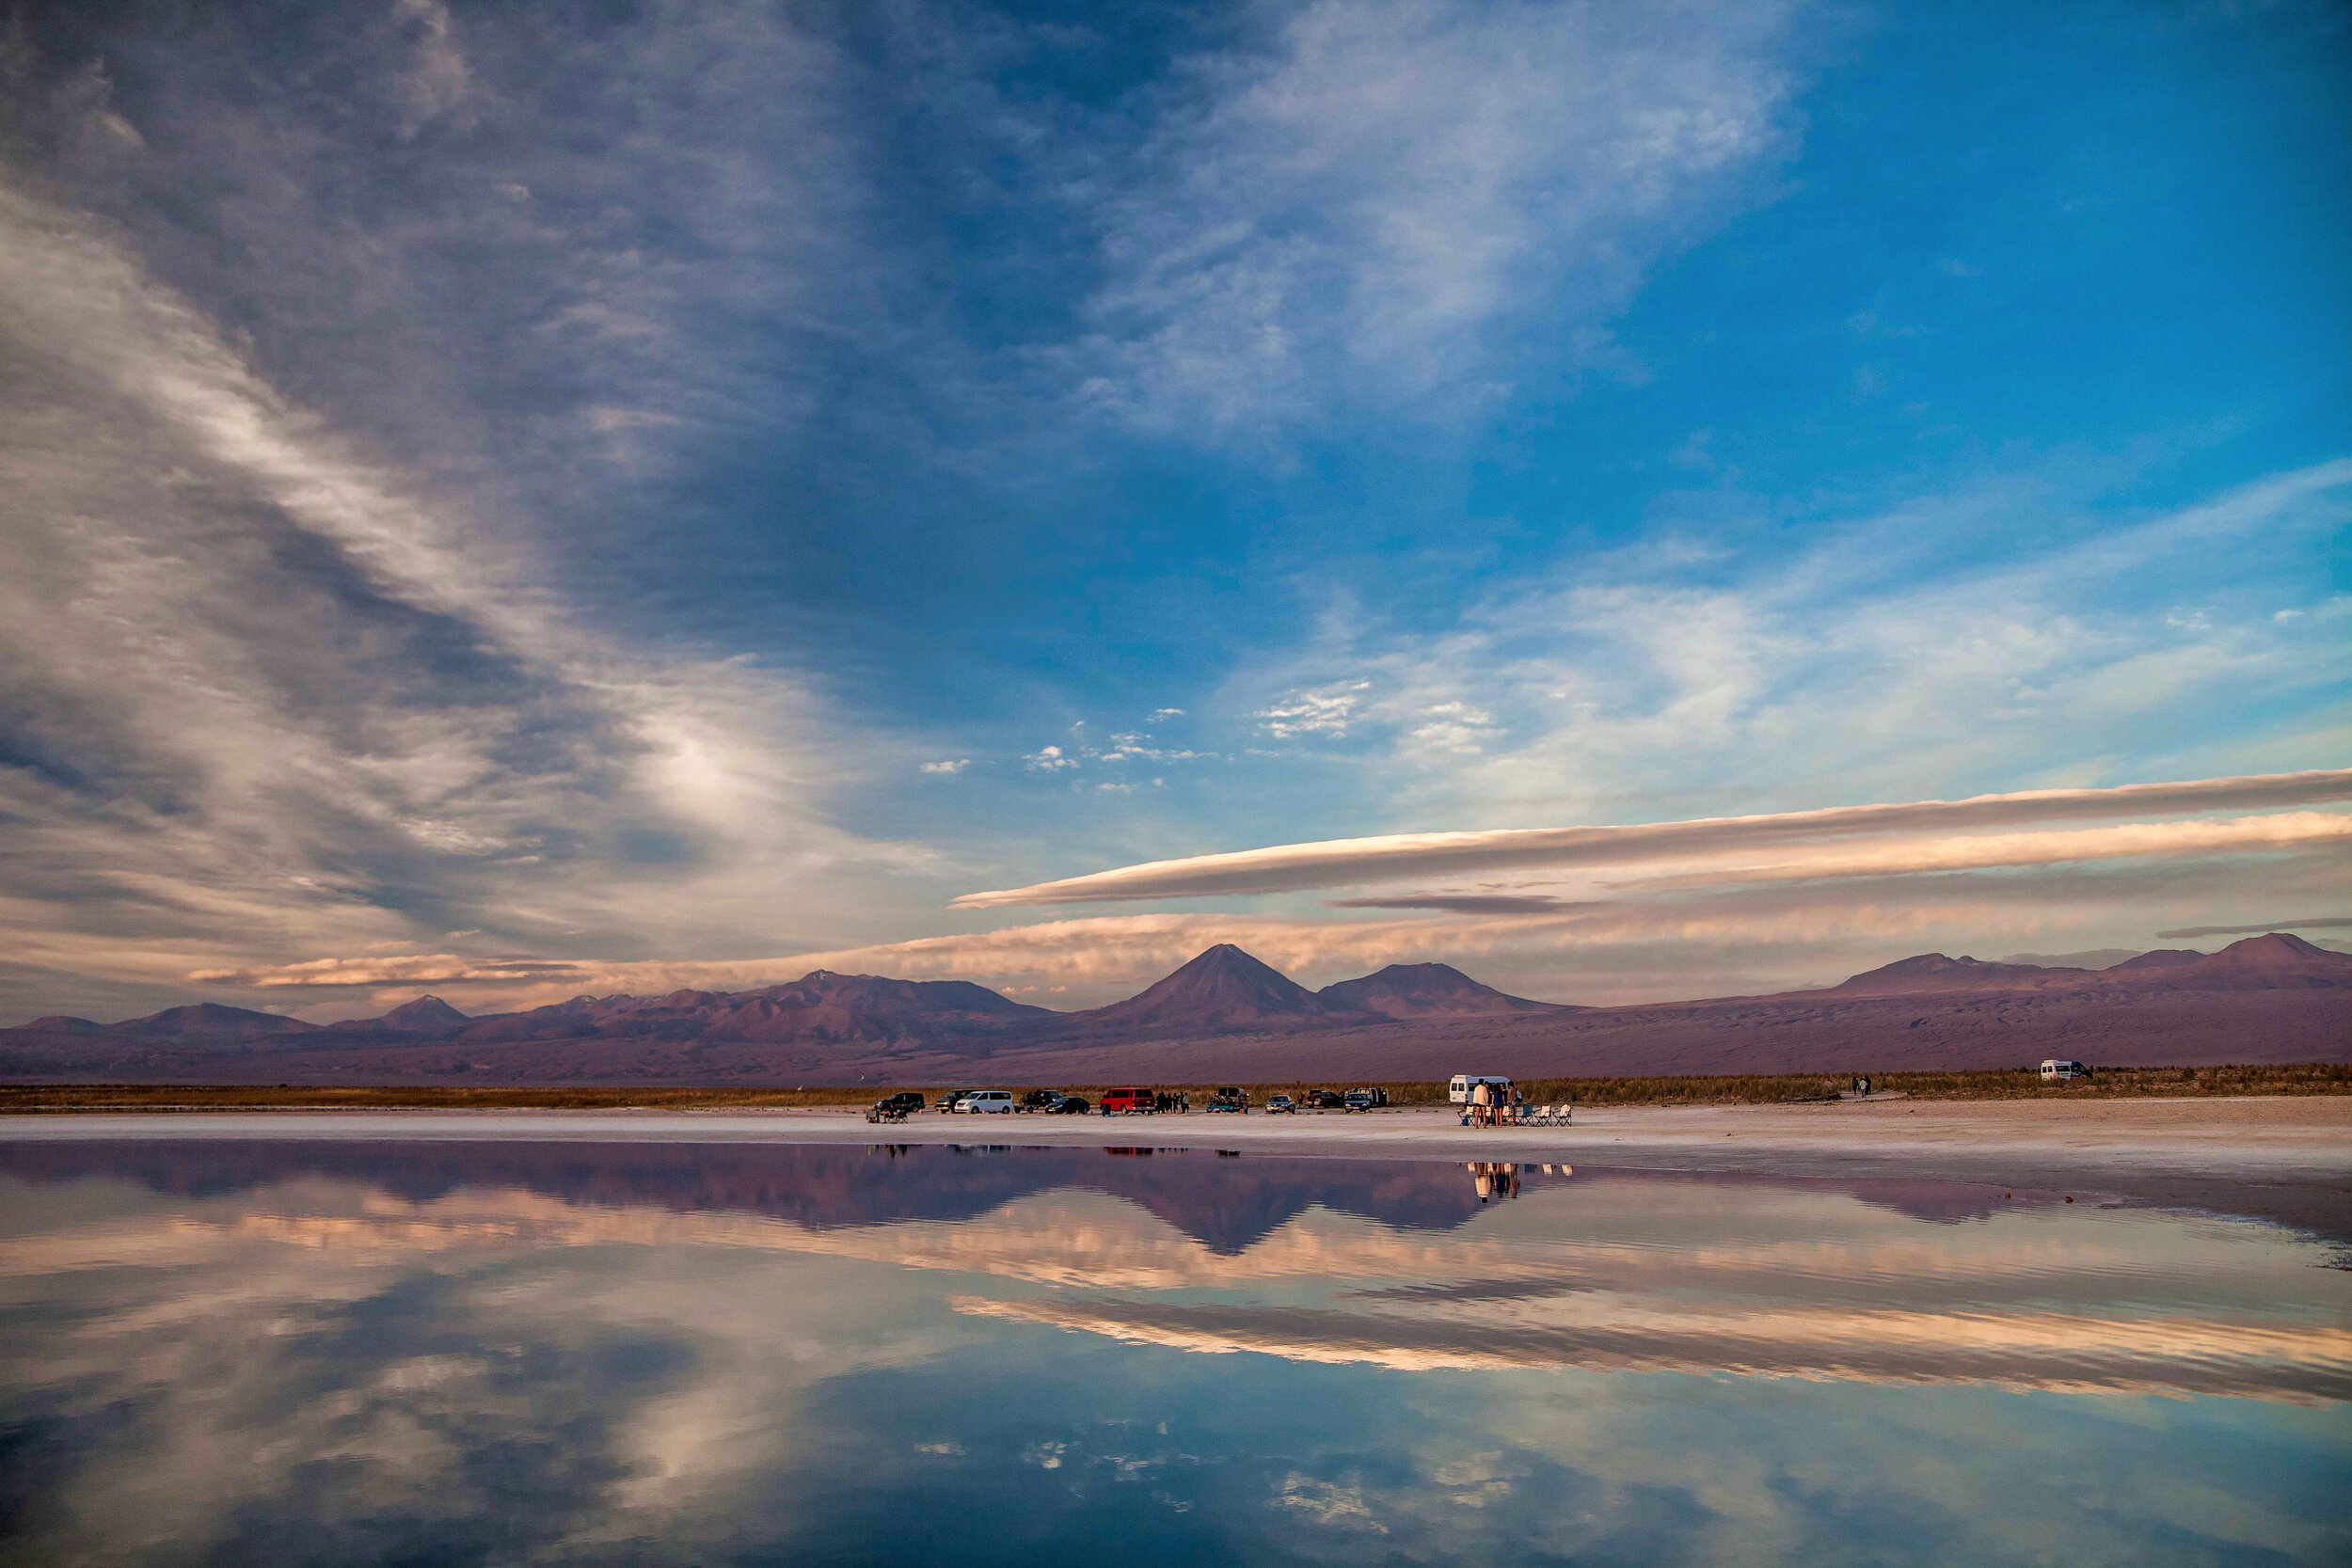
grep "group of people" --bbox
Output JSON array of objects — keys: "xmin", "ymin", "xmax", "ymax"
[{"xmin": 1463, "ymin": 1079, "xmax": 1528, "ymax": 1127}]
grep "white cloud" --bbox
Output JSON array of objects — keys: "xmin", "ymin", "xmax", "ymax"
[
  {"xmin": 1259, "ymin": 681, "xmax": 1372, "ymax": 739},
  {"xmin": 1406, "ymin": 701, "xmax": 1499, "ymax": 756},
  {"xmin": 1072, "ymin": 0, "xmax": 1802, "ymax": 433},
  {"xmin": 1026, "ymin": 746, "xmax": 1080, "ymax": 771},
  {"xmin": 1219, "ymin": 461, "xmax": 2352, "ymax": 829},
  {"xmin": 920, "ymin": 759, "xmax": 971, "ymax": 775}
]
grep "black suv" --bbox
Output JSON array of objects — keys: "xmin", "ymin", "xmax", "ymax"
[
  {"xmin": 866, "ymin": 1091, "xmax": 925, "ymax": 1122},
  {"xmin": 1018, "ymin": 1089, "xmax": 1064, "ymax": 1113}
]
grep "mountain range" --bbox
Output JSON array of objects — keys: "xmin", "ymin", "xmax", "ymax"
[{"xmin": 2, "ymin": 933, "xmax": 2344, "ymax": 1085}]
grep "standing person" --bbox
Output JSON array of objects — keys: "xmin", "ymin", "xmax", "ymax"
[{"xmin": 1470, "ymin": 1079, "xmax": 1493, "ymax": 1128}]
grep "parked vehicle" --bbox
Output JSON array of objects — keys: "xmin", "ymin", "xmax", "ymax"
[
  {"xmin": 866, "ymin": 1091, "xmax": 925, "ymax": 1123},
  {"xmin": 1343, "ymin": 1087, "xmax": 1376, "ymax": 1112},
  {"xmin": 1017, "ymin": 1088, "xmax": 1063, "ymax": 1112},
  {"xmin": 1049, "ymin": 1094, "xmax": 1091, "ymax": 1115},
  {"xmin": 1264, "ymin": 1094, "xmax": 1296, "ymax": 1115},
  {"xmin": 933, "ymin": 1089, "xmax": 970, "ymax": 1113},
  {"xmin": 1448, "ymin": 1074, "xmax": 1513, "ymax": 1105},
  {"xmin": 1205, "ymin": 1085, "xmax": 1249, "ymax": 1114},
  {"xmin": 2039, "ymin": 1059, "xmax": 2091, "ymax": 1082},
  {"xmin": 960, "ymin": 1089, "xmax": 1016, "ymax": 1114},
  {"xmin": 1100, "ymin": 1086, "xmax": 1156, "ymax": 1115},
  {"xmin": 1304, "ymin": 1088, "xmax": 1344, "ymax": 1109}
]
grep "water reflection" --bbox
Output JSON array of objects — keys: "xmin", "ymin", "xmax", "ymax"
[{"xmin": 0, "ymin": 1140, "xmax": 2344, "ymax": 1565}]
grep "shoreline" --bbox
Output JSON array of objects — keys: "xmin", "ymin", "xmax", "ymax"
[{"xmin": 6, "ymin": 1096, "xmax": 2347, "ymax": 1244}]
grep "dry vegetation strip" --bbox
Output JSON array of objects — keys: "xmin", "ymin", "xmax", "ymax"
[{"xmin": 2, "ymin": 1063, "xmax": 2344, "ymax": 1114}]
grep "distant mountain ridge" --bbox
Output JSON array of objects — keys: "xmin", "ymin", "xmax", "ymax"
[
  {"xmin": 1831, "ymin": 954, "xmax": 2086, "ymax": 993},
  {"xmin": 1317, "ymin": 962, "xmax": 1556, "ymax": 1018},
  {"xmin": 1832, "ymin": 932, "xmax": 2352, "ymax": 996},
  {"xmin": 1, "ymin": 933, "xmax": 2344, "ymax": 1084}
]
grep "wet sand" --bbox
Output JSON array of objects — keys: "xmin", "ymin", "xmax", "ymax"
[{"xmin": 6, "ymin": 1096, "xmax": 2346, "ymax": 1242}]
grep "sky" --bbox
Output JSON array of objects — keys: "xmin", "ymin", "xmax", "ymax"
[{"xmin": 0, "ymin": 0, "xmax": 2345, "ymax": 1022}]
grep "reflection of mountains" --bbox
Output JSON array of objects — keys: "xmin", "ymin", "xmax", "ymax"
[
  {"xmin": 8, "ymin": 1141, "xmax": 2341, "ymax": 1406},
  {"xmin": 0, "ymin": 1141, "xmax": 1544, "ymax": 1256}
]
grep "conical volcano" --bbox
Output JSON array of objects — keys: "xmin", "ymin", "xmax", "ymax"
[
  {"xmin": 1069, "ymin": 944, "xmax": 1365, "ymax": 1036},
  {"xmin": 378, "ymin": 995, "xmax": 471, "ymax": 1033}
]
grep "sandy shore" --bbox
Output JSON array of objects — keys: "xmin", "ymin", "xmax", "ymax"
[{"xmin": 7, "ymin": 1096, "xmax": 2346, "ymax": 1241}]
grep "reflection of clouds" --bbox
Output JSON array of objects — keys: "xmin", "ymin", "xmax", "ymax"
[
  {"xmin": 0, "ymin": 1180, "xmax": 956, "ymax": 1561},
  {"xmin": 5, "ymin": 1164, "xmax": 2348, "ymax": 1564},
  {"xmin": 1276, "ymin": 1473, "xmax": 1389, "ymax": 1532},
  {"xmin": 950, "ymin": 1294, "xmax": 2352, "ymax": 1404}
]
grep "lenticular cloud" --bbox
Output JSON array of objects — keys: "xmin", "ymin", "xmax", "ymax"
[{"xmin": 950, "ymin": 769, "xmax": 2352, "ymax": 907}]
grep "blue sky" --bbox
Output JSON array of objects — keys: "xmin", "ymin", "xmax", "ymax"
[{"xmin": 0, "ymin": 0, "xmax": 2344, "ymax": 1018}]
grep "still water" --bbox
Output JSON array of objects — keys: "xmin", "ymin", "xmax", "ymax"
[{"xmin": 0, "ymin": 1138, "xmax": 2344, "ymax": 1565}]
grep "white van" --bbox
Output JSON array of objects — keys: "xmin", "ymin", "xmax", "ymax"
[
  {"xmin": 1448, "ymin": 1074, "xmax": 1513, "ymax": 1105},
  {"xmin": 2039, "ymin": 1059, "xmax": 2090, "ymax": 1082},
  {"xmin": 958, "ymin": 1089, "xmax": 1016, "ymax": 1113}
]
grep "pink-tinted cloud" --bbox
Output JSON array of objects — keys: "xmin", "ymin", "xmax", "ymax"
[{"xmin": 951, "ymin": 770, "xmax": 2352, "ymax": 907}]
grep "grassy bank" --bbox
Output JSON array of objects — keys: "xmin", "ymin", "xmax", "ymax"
[
  {"xmin": 0, "ymin": 1084, "xmax": 872, "ymax": 1114},
  {"xmin": 2, "ymin": 1062, "xmax": 2344, "ymax": 1114}
]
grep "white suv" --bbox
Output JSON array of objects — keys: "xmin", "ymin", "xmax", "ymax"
[{"xmin": 958, "ymin": 1089, "xmax": 1016, "ymax": 1114}]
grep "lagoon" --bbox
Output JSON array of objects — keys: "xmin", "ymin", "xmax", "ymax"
[{"xmin": 0, "ymin": 1137, "xmax": 2344, "ymax": 1564}]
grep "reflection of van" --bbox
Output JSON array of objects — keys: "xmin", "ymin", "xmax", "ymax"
[
  {"xmin": 2039, "ymin": 1059, "xmax": 2090, "ymax": 1082},
  {"xmin": 1448, "ymin": 1074, "xmax": 1512, "ymax": 1105},
  {"xmin": 1100, "ymin": 1087, "xmax": 1156, "ymax": 1115}
]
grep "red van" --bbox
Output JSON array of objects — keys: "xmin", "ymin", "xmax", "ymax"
[{"xmin": 1100, "ymin": 1087, "xmax": 1155, "ymax": 1115}]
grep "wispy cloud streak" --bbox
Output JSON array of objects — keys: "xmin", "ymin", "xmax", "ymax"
[
  {"xmin": 0, "ymin": 181, "xmax": 916, "ymax": 1014},
  {"xmin": 2157, "ymin": 917, "xmax": 2352, "ymax": 939}
]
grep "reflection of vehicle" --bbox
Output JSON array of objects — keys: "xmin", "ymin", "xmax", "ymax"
[
  {"xmin": 1264, "ymin": 1094, "xmax": 1296, "ymax": 1115},
  {"xmin": 1100, "ymin": 1087, "xmax": 1156, "ymax": 1115},
  {"xmin": 1343, "ymin": 1087, "xmax": 1378, "ymax": 1112},
  {"xmin": 1448, "ymin": 1074, "xmax": 1512, "ymax": 1105},
  {"xmin": 1205, "ymin": 1085, "xmax": 1249, "ymax": 1114},
  {"xmin": 933, "ymin": 1090, "xmax": 970, "ymax": 1113},
  {"xmin": 2039, "ymin": 1059, "xmax": 2091, "ymax": 1082},
  {"xmin": 866, "ymin": 1091, "xmax": 925, "ymax": 1123},
  {"xmin": 960, "ymin": 1089, "xmax": 1016, "ymax": 1114},
  {"xmin": 1049, "ymin": 1094, "xmax": 1091, "ymax": 1115}
]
